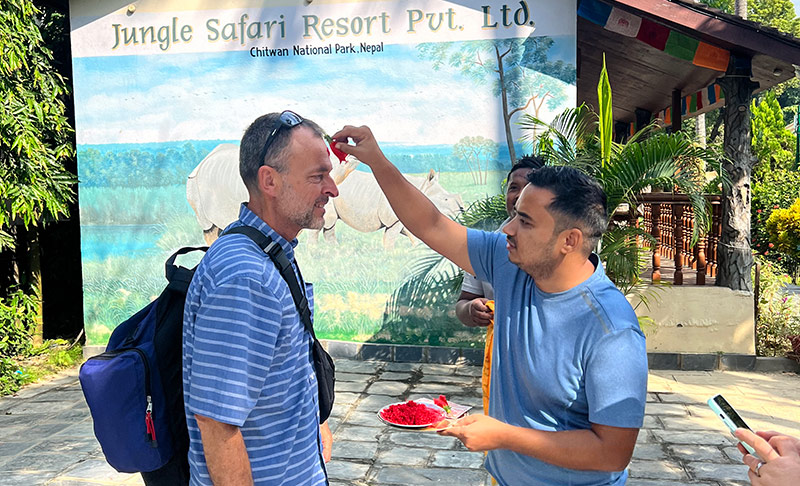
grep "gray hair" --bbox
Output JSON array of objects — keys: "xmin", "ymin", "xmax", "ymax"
[{"xmin": 239, "ymin": 112, "xmax": 324, "ymax": 191}]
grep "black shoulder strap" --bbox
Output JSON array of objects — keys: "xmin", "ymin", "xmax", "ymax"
[
  {"xmin": 165, "ymin": 246, "xmax": 208, "ymax": 294},
  {"xmin": 222, "ymin": 226, "xmax": 316, "ymax": 339}
]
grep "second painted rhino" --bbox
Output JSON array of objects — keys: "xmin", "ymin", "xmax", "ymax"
[{"xmin": 316, "ymin": 169, "xmax": 464, "ymax": 249}]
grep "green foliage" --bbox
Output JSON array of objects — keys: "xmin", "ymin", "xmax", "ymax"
[
  {"xmin": 753, "ymin": 256, "xmax": 800, "ymax": 356},
  {"xmin": 0, "ymin": 0, "xmax": 76, "ymax": 250},
  {"xmin": 597, "ymin": 55, "xmax": 612, "ymax": 168},
  {"xmin": 766, "ymin": 198, "xmax": 800, "ymax": 259},
  {"xmin": 751, "ymin": 91, "xmax": 796, "ymax": 176},
  {"xmin": 752, "ymin": 170, "xmax": 800, "ymax": 277},
  {"xmin": 0, "ymin": 288, "xmax": 39, "ymax": 358}
]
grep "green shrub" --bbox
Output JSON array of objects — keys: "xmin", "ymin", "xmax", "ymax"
[
  {"xmin": 752, "ymin": 170, "xmax": 800, "ymax": 278},
  {"xmin": 0, "ymin": 288, "xmax": 39, "ymax": 358},
  {"xmin": 766, "ymin": 198, "xmax": 800, "ymax": 259},
  {"xmin": 753, "ymin": 256, "xmax": 800, "ymax": 356}
]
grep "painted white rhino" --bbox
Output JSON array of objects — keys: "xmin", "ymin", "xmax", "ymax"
[
  {"xmin": 315, "ymin": 169, "xmax": 465, "ymax": 249},
  {"xmin": 187, "ymin": 143, "xmax": 358, "ymax": 244}
]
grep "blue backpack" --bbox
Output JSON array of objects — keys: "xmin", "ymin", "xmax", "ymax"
[
  {"xmin": 79, "ymin": 245, "xmax": 204, "ymax": 474},
  {"xmin": 78, "ymin": 226, "xmax": 334, "ymax": 476}
]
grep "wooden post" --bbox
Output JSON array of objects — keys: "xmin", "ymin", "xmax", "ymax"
[
  {"xmin": 673, "ymin": 204, "xmax": 684, "ymax": 285},
  {"xmin": 696, "ymin": 237, "xmax": 707, "ymax": 285},
  {"xmin": 651, "ymin": 203, "xmax": 661, "ymax": 282}
]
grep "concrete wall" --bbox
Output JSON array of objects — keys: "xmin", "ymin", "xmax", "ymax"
[{"xmin": 631, "ymin": 285, "xmax": 755, "ymax": 354}]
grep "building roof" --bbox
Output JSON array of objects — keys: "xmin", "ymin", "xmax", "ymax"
[{"xmin": 577, "ymin": 0, "xmax": 800, "ymax": 124}]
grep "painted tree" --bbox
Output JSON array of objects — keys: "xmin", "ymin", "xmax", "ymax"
[
  {"xmin": 452, "ymin": 136, "xmax": 498, "ymax": 185},
  {"xmin": 418, "ymin": 37, "xmax": 576, "ymax": 164}
]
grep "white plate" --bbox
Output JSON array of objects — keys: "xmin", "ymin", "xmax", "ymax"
[{"xmin": 377, "ymin": 401, "xmax": 445, "ymax": 429}]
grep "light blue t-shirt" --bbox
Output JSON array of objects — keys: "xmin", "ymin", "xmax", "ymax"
[{"xmin": 468, "ymin": 229, "xmax": 648, "ymax": 486}]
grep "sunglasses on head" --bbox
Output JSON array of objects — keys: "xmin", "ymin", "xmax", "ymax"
[{"xmin": 258, "ymin": 110, "xmax": 304, "ymax": 165}]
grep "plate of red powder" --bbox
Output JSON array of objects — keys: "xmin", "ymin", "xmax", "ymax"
[{"xmin": 377, "ymin": 400, "xmax": 446, "ymax": 428}]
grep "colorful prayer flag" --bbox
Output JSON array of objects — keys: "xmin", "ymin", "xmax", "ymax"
[
  {"xmin": 605, "ymin": 7, "xmax": 641, "ymax": 37},
  {"xmin": 578, "ymin": 0, "xmax": 613, "ymax": 26},
  {"xmin": 636, "ymin": 17, "xmax": 671, "ymax": 51},
  {"xmin": 693, "ymin": 42, "xmax": 730, "ymax": 71},
  {"xmin": 664, "ymin": 30, "xmax": 699, "ymax": 62}
]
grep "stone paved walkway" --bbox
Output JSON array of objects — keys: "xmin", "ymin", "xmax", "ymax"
[{"xmin": 1, "ymin": 359, "xmax": 798, "ymax": 485}]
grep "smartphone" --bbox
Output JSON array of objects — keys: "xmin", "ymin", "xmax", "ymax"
[{"xmin": 707, "ymin": 394, "xmax": 757, "ymax": 456}]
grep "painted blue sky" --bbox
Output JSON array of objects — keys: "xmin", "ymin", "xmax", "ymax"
[{"xmin": 72, "ymin": 38, "xmax": 575, "ymax": 146}]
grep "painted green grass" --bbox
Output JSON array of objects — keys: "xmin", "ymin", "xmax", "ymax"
[{"xmin": 82, "ymin": 171, "xmax": 503, "ymax": 346}]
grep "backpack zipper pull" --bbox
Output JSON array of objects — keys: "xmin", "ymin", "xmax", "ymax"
[{"xmin": 145, "ymin": 395, "xmax": 158, "ymax": 448}]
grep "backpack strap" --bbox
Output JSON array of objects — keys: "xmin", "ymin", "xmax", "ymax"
[
  {"xmin": 165, "ymin": 246, "xmax": 208, "ymax": 294},
  {"xmin": 221, "ymin": 226, "xmax": 316, "ymax": 339}
]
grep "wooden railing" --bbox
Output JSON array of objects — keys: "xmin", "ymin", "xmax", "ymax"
[{"xmin": 625, "ymin": 194, "xmax": 722, "ymax": 286}]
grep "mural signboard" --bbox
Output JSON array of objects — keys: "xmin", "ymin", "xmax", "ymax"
[{"xmin": 69, "ymin": 0, "xmax": 577, "ymax": 348}]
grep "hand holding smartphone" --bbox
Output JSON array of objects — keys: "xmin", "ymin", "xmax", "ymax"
[{"xmin": 707, "ymin": 394, "xmax": 758, "ymax": 456}]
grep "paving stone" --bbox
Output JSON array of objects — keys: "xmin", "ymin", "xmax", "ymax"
[
  {"xmin": 642, "ymin": 415, "xmax": 661, "ymax": 429},
  {"xmin": 327, "ymin": 417, "xmax": 342, "ymax": 435},
  {"xmin": 366, "ymin": 381, "xmax": 409, "ymax": 396},
  {"xmin": 53, "ymin": 419, "xmax": 97, "ymax": 438},
  {"xmin": 0, "ymin": 452, "xmax": 84, "ymax": 473},
  {"xmin": 412, "ymin": 384, "xmax": 468, "ymax": 395},
  {"xmin": 627, "ymin": 480, "xmax": 712, "ymax": 486},
  {"xmin": 667, "ymin": 444, "xmax": 726, "ymax": 462},
  {"xmin": 335, "ymin": 360, "xmax": 384, "ymax": 374},
  {"xmin": 651, "ymin": 430, "xmax": 736, "ymax": 446},
  {"xmin": 659, "ymin": 416, "xmax": 720, "ymax": 431},
  {"xmin": 378, "ymin": 372, "xmax": 413, "ymax": 381},
  {"xmin": 0, "ymin": 471, "xmax": 55, "ymax": 486},
  {"xmin": 628, "ymin": 459, "xmax": 688, "ymax": 480},
  {"xmin": 373, "ymin": 466, "xmax": 486, "ymax": 485},
  {"xmin": 418, "ymin": 374, "xmax": 475, "ymax": 385},
  {"xmin": 25, "ymin": 437, "xmax": 100, "ymax": 455},
  {"xmin": 632, "ymin": 443, "xmax": 667, "ymax": 460},
  {"xmin": 0, "ymin": 399, "xmax": 75, "ymax": 415},
  {"xmin": 723, "ymin": 446, "xmax": 745, "ymax": 463},
  {"xmin": 344, "ymin": 411, "xmax": 383, "ymax": 427},
  {"xmin": 336, "ymin": 425, "xmax": 384, "ymax": 442},
  {"xmin": 376, "ymin": 446, "xmax": 430, "ymax": 466},
  {"xmin": 687, "ymin": 461, "xmax": 750, "ymax": 482},
  {"xmin": 388, "ymin": 431, "xmax": 459, "ymax": 449},
  {"xmin": 355, "ymin": 394, "xmax": 395, "ymax": 413},
  {"xmin": 331, "ymin": 440, "xmax": 378, "ymax": 460},
  {"xmin": 336, "ymin": 372, "xmax": 375, "ymax": 382},
  {"xmin": 419, "ymin": 364, "xmax": 457, "ymax": 376},
  {"xmin": 455, "ymin": 366, "xmax": 483, "ymax": 377},
  {"xmin": 645, "ymin": 403, "xmax": 688, "ymax": 416},
  {"xmin": 335, "ymin": 381, "xmax": 369, "ymax": 393},
  {"xmin": 333, "ymin": 392, "xmax": 362, "ymax": 408},
  {"xmin": 383, "ymin": 362, "xmax": 422, "ymax": 372},
  {"xmin": 431, "ymin": 450, "xmax": 485, "ymax": 469},
  {"xmin": 326, "ymin": 461, "xmax": 371, "ymax": 481},
  {"xmin": 0, "ymin": 441, "xmax": 33, "ymax": 461}
]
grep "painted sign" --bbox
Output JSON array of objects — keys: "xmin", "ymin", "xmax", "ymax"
[{"xmin": 69, "ymin": 0, "xmax": 577, "ymax": 347}]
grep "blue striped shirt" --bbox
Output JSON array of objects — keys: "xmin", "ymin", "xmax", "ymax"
[{"xmin": 183, "ymin": 204, "xmax": 326, "ymax": 486}]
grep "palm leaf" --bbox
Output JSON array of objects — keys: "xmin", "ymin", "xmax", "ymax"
[{"xmin": 597, "ymin": 54, "xmax": 612, "ymax": 167}]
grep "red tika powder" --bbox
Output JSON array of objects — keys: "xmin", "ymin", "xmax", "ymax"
[{"xmin": 381, "ymin": 400, "xmax": 443, "ymax": 425}]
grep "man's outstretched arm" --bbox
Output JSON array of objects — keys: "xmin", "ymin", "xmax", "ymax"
[{"xmin": 332, "ymin": 125, "xmax": 473, "ymax": 275}]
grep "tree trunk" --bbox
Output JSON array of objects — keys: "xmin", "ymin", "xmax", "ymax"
[
  {"xmin": 735, "ymin": 0, "xmax": 748, "ymax": 19},
  {"xmin": 717, "ymin": 76, "xmax": 758, "ymax": 292},
  {"xmin": 696, "ymin": 113, "xmax": 707, "ymax": 148},
  {"xmin": 495, "ymin": 46, "xmax": 516, "ymax": 165}
]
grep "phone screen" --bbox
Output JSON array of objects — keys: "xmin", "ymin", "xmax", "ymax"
[{"xmin": 712, "ymin": 395, "xmax": 750, "ymax": 429}]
